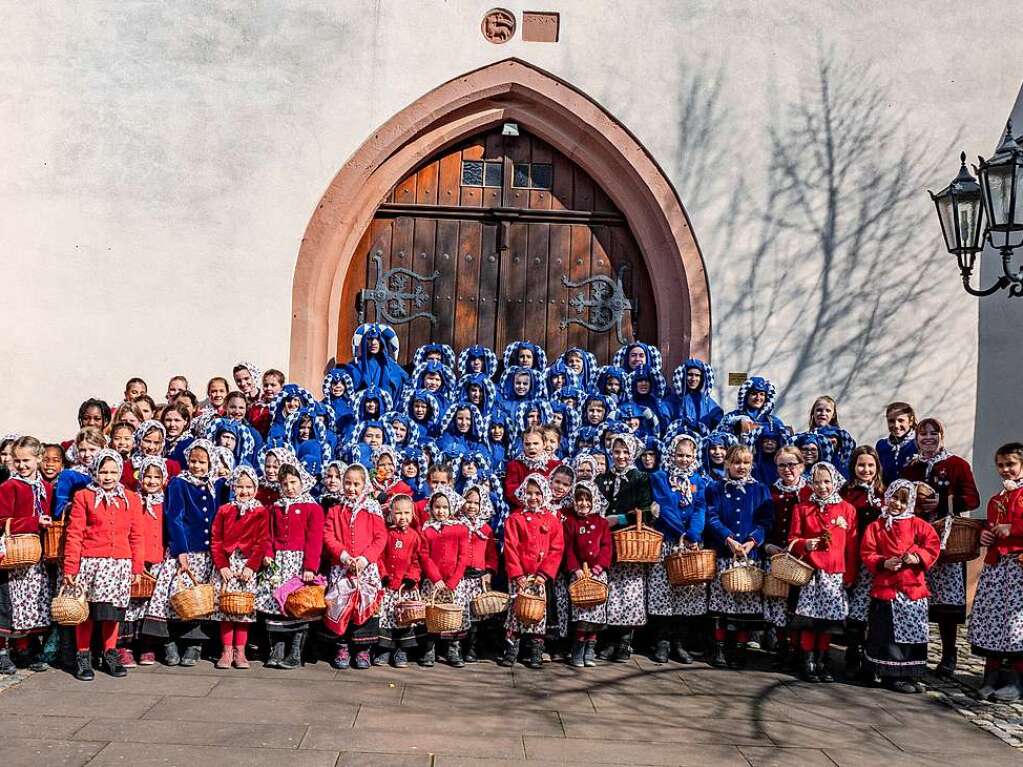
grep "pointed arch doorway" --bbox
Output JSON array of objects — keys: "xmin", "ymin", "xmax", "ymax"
[{"xmin": 289, "ymin": 59, "xmax": 710, "ymax": 384}]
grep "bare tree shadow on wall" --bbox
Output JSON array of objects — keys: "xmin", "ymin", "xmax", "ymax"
[{"xmin": 674, "ymin": 48, "xmax": 970, "ymax": 438}]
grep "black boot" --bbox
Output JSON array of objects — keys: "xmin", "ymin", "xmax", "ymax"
[
  {"xmin": 179, "ymin": 645, "xmax": 202, "ymax": 667},
  {"xmin": 801, "ymin": 650, "xmax": 819, "ymax": 683},
  {"xmin": 709, "ymin": 641, "xmax": 728, "ymax": 668},
  {"xmin": 818, "ymin": 651, "xmax": 835, "ymax": 683},
  {"xmin": 734, "ymin": 642, "xmax": 748, "ymax": 670},
  {"xmin": 446, "ymin": 640, "xmax": 464, "ymax": 668},
  {"xmin": 978, "ymin": 666, "xmax": 1002, "ymax": 700},
  {"xmin": 611, "ymin": 631, "xmax": 633, "ymax": 663},
  {"xmin": 936, "ymin": 621, "xmax": 958, "ymax": 677},
  {"xmin": 0, "ymin": 649, "xmax": 15, "ymax": 675},
  {"xmin": 584, "ymin": 639, "xmax": 597, "ymax": 667},
  {"xmin": 163, "ymin": 640, "xmax": 180, "ymax": 667},
  {"xmin": 844, "ymin": 643, "xmax": 863, "ymax": 680},
  {"xmin": 672, "ymin": 641, "xmax": 693, "ymax": 664},
  {"xmin": 266, "ymin": 640, "xmax": 286, "ymax": 669},
  {"xmin": 463, "ymin": 628, "xmax": 478, "ymax": 663},
  {"xmin": 279, "ymin": 630, "xmax": 305, "ymax": 670},
  {"xmin": 526, "ymin": 638, "xmax": 544, "ymax": 670},
  {"xmin": 569, "ymin": 640, "xmax": 586, "ymax": 668},
  {"xmin": 75, "ymin": 650, "xmax": 95, "ymax": 681},
  {"xmin": 652, "ymin": 639, "xmax": 670, "ymax": 664},
  {"xmin": 773, "ymin": 641, "xmax": 789, "ymax": 671},
  {"xmin": 103, "ymin": 649, "xmax": 127, "ymax": 678},
  {"xmin": 498, "ymin": 637, "xmax": 519, "ymax": 668},
  {"xmin": 418, "ymin": 640, "xmax": 436, "ymax": 667}
]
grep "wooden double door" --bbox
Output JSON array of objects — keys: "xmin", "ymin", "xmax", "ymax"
[{"xmin": 338, "ymin": 126, "xmax": 657, "ymax": 367}]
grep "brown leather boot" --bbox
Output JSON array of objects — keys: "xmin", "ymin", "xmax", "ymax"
[
  {"xmin": 215, "ymin": 647, "xmax": 233, "ymax": 669},
  {"xmin": 232, "ymin": 646, "xmax": 250, "ymax": 669}
]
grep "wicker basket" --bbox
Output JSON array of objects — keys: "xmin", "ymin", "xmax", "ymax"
[
  {"xmin": 568, "ymin": 563, "xmax": 608, "ymax": 609},
  {"xmin": 130, "ymin": 571, "xmax": 157, "ymax": 599},
  {"xmin": 513, "ymin": 578, "xmax": 547, "ymax": 626},
  {"xmin": 42, "ymin": 519, "xmax": 66, "ymax": 563},
  {"xmin": 762, "ymin": 573, "xmax": 791, "ymax": 600},
  {"xmin": 770, "ymin": 542, "xmax": 814, "ymax": 586},
  {"xmin": 665, "ymin": 547, "xmax": 717, "ymax": 587},
  {"xmin": 219, "ymin": 590, "xmax": 255, "ymax": 616},
  {"xmin": 470, "ymin": 582, "xmax": 510, "ymax": 618},
  {"xmin": 168, "ymin": 570, "xmax": 216, "ymax": 620},
  {"xmin": 611, "ymin": 512, "xmax": 664, "ymax": 564},
  {"xmin": 720, "ymin": 555, "xmax": 764, "ymax": 594},
  {"xmin": 285, "ymin": 584, "xmax": 327, "ymax": 619},
  {"xmin": 425, "ymin": 587, "xmax": 463, "ymax": 633},
  {"xmin": 394, "ymin": 587, "xmax": 427, "ymax": 627},
  {"xmin": 51, "ymin": 583, "xmax": 89, "ymax": 626},
  {"xmin": 0, "ymin": 519, "xmax": 42, "ymax": 570},
  {"xmin": 934, "ymin": 516, "xmax": 984, "ymax": 563}
]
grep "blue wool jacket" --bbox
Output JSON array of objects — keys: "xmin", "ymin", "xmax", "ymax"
[
  {"xmin": 51, "ymin": 467, "xmax": 91, "ymax": 519},
  {"xmin": 704, "ymin": 479, "xmax": 774, "ymax": 559},
  {"xmin": 165, "ymin": 475, "xmax": 229, "ymax": 557},
  {"xmin": 650, "ymin": 470, "xmax": 708, "ymax": 544},
  {"xmin": 875, "ymin": 435, "xmax": 917, "ymax": 486}
]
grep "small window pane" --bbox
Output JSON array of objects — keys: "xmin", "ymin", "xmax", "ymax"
[
  {"xmin": 461, "ymin": 161, "xmax": 483, "ymax": 186},
  {"xmin": 513, "ymin": 163, "xmax": 530, "ymax": 188},
  {"xmin": 530, "ymin": 163, "xmax": 552, "ymax": 189},
  {"xmin": 484, "ymin": 161, "xmax": 503, "ymax": 187}
]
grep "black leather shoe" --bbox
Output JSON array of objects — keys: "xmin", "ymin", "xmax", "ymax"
[
  {"xmin": 74, "ymin": 651, "xmax": 95, "ymax": 681},
  {"xmin": 163, "ymin": 641, "xmax": 180, "ymax": 667},
  {"xmin": 652, "ymin": 639, "xmax": 670, "ymax": 664},
  {"xmin": 179, "ymin": 645, "xmax": 201, "ymax": 667},
  {"xmin": 446, "ymin": 642, "xmax": 465, "ymax": 668},
  {"xmin": 103, "ymin": 649, "xmax": 127, "ymax": 678}
]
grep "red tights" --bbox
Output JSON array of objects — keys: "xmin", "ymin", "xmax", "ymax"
[
  {"xmin": 799, "ymin": 630, "xmax": 831, "ymax": 653},
  {"xmin": 987, "ymin": 658, "xmax": 1023, "ymax": 673},
  {"xmin": 0, "ymin": 637, "xmax": 31, "ymax": 652},
  {"xmin": 75, "ymin": 620, "xmax": 119, "ymax": 652},
  {"xmin": 713, "ymin": 627, "xmax": 749, "ymax": 643},
  {"xmin": 219, "ymin": 622, "xmax": 250, "ymax": 648}
]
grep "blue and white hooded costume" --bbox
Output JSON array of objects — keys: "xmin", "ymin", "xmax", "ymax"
[
  {"xmin": 550, "ymin": 401, "xmax": 580, "ymax": 457},
  {"xmin": 502, "ymin": 340, "xmax": 547, "ymax": 373},
  {"xmin": 452, "ymin": 451, "xmax": 493, "ymax": 494},
  {"xmin": 752, "ymin": 423, "xmax": 789, "ymax": 487},
  {"xmin": 343, "ymin": 323, "xmax": 409, "ymax": 402},
  {"xmin": 792, "ymin": 432, "xmax": 827, "ymax": 481},
  {"xmin": 580, "ymin": 392, "xmax": 614, "ymax": 429},
  {"xmin": 625, "ymin": 365, "xmax": 672, "ymax": 430},
  {"xmin": 543, "ymin": 361, "xmax": 583, "ymax": 398},
  {"xmin": 723, "ymin": 376, "xmax": 786, "ymax": 433},
  {"xmin": 403, "ymin": 389, "xmax": 443, "ymax": 440},
  {"xmin": 384, "ymin": 411, "xmax": 422, "ymax": 449},
  {"xmin": 614, "ymin": 402, "xmax": 661, "ymax": 440},
  {"xmin": 352, "ymin": 386, "xmax": 394, "ymax": 426},
  {"xmin": 456, "ymin": 373, "xmax": 498, "ymax": 416},
  {"xmin": 613, "ymin": 340, "xmax": 663, "ymax": 374},
  {"xmin": 551, "ymin": 385, "xmax": 585, "ymax": 411},
  {"xmin": 813, "ymin": 425, "xmax": 856, "ymax": 479},
  {"xmin": 559, "ymin": 347, "xmax": 598, "ymax": 389},
  {"xmin": 321, "ymin": 367, "xmax": 357, "ymax": 439},
  {"xmin": 457, "ymin": 344, "xmax": 500, "ymax": 380},
  {"xmin": 497, "ymin": 365, "xmax": 544, "ymax": 415},
  {"xmin": 483, "ymin": 410, "xmax": 513, "ymax": 475},
  {"xmin": 205, "ymin": 417, "xmax": 258, "ymax": 468},
  {"xmin": 398, "ymin": 446, "xmax": 430, "ymax": 500},
  {"xmin": 402, "ymin": 359, "xmax": 458, "ymax": 416},
  {"xmin": 437, "ymin": 401, "xmax": 488, "ymax": 460},
  {"xmin": 412, "ymin": 342, "xmax": 457, "ymax": 372},
  {"xmin": 701, "ymin": 431, "xmax": 738, "ymax": 482},
  {"xmin": 344, "ymin": 419, "xmax": 396, "ymax": 466},
  {"xmin": 593, "ymin": 365, "xmax": 629, "ymax": 405},
  {"xmin": 282, "ymin": 405, "xmax": 332, "ymax": 476},
  {"xmin": 266, "ymin": 384, "xmax": 317, "ymax": 446},
  {"xmin": 666, "ymin": 359, "xmax": 723, "ymax": 434}
]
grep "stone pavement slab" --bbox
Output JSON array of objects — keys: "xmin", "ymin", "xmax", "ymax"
[
  {"xmin": 85, "ymin": 742, "xmax": 340, "ymax": 767},
  {"xmin": 73, "ymin": 717, "xmax": 308, "ymax": 749},
  {"xmin": 0, "ymin": 737, "xmax": 105, "ymax": 767}
]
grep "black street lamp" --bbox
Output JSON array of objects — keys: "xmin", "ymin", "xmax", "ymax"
[{"xmin": 930, "ymin": 121, "xmax": 1023, "ymax": 297}]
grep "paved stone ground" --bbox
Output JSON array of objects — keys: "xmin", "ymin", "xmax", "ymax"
[{"xmin": 2, "ymin": 645, "xmax": 1022, "ymax": 767}]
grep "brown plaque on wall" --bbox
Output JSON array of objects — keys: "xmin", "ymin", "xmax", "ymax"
[
  {"xmin": 522, "ymin": 11, "xmax": 559, "ymax": 42},
  {"xmin": 727, "ymin": 372, "xmax": 749, "ymax": 387}
]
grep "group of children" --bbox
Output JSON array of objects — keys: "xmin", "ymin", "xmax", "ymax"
[{"xmin": 0, "ymin": 323, "xmax": 1021, "ymax": 699}]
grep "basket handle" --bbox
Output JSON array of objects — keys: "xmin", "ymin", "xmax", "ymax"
[
  {"xmin": 581, "ymin": 562, "xmax": 591, "ymax": 579},
  {"xmin": 175, "ymin": 568, "xmax": 197, "ymax": 588},
  {"xmin": 3, "ymin": 518, "xmax": 10, "ymax": 538},
  {"xmin": 634, "ymin": 508, "xmax": 643, "ymax": 532},
  {"xmin": 59, "ymin": 582, "xmax": 85, "ymax": 599}
]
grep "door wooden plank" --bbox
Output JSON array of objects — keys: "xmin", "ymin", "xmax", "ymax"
[
  {"xmin": 408, "ymin": 218, "xmax": 438, "ymax": 360},
  {"xmin": 394, "ymin": 166, "xmax": 417, "ymax": 204},
  {"xmin": 551, "ymin": 151, "xmax": 573, "ymax": 211},
  {"xmin": 460, "ymin": 140, "xmax": 484, "ymax": 207},
  {"xmin": 566, "ymin": 224, "xmax": 591, "ymax": 351},
  {"xmin": 573, "ymin": 167, "xmax": 595, "ymax": 211},
  {"xmin": 434, "ymin": 219, "xmax": 460, "ymax": 351},
  {"xmin": 529, "ymin": 137, "xmax": 553, "ymax": 210},
  {"xmin": 437, "ymin": 150, "xmax": 462, "ymax": 208},
  {"xmin": 546, "ymin": 223, "xmax": 571, "ymax": 364},
  {"xmin": 416, "ymin": 160, "xmax": 440, "ymax": 206},
  {"xmin": 337, "ymin": 222, "xmax": 375, "ymax": 362},
  {"xmin": 497, "ymin": 222, "xmax": 528, "ymax": 355},
  {"xmin": 589, "ymin": 224, "xmax": 614, "ymax": 365},
  {"xmin": 454, "ymin": 220, "xmax": 482, "ymax": 354},
  {"xmin": 525, "ymin": 222, "xmax": 550, "ymax": 348},
  {"xmin": 478, "ymin": 223, "xmax": 500, "ymax": 355},
  {"xmin": 388, "ymin": 216, "xmax": 414, "ymax": 363},
  {"xmin": 505, "ymin": 135, "xmax": 530, "ymax": 210}
]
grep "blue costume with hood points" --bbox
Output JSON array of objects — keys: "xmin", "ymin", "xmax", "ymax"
[
  {"xmin": 792, "ymin": 432, "xmax": 827, "ymax": 480},
  {"xmin": 283, "ymin": 405, "xmax": 332, "ymax": 476},
  {"xmin": 412, "ymin": 342, "xmax": 456, "ymax": 371},
  {"xmin": 344, "ymin": 419, "xmax": 396, "ymax": 466},
  {"xmin": 343, "ymin": 323, "xmax": 409, "ymax": 402},
  {"xmin": 398, "ymin": 446, "xmax": 430, "ymax": 500},
  {"xmin": 559, "ymin": 347, "xmax": 598, "ymax": 389},
  {"xmin": 457, "ymin": 344, "xmax": 500, "ymax": 380},
  {"xmin": 701, "ymin": 431, "xmax": 738, "ymax": 482},
  {"xmin": 550, "ymin": 401, "xmax": 580, "ymax": 457},
  {"xmin": 266, "ymin": 384, "xmax": 316, "ymax": 446},
  {"xmin": 751, "ymin": 424, "xmax": 788, "ymax": 486},
  {"xmin": 625, "ymin": 365, "xmax": 672, "ymax": 432},
  {"xmin": 813, "ymin": 425, "xmax": 856, "ymax": 478},
  {"xmin": 613, "ymin": 340, "xmax": 663, "ymax": 374},
  {"xmin": 543, "ymin": 361, "xmax": 583, "ymax": 399},
  {"xmin": 502, "ymin": 340, "xmax": 547, "ymax": 373},
  {"xmin": 457, "ymin": 372, "xmax": 498, "ymax": 416},
  {"xmin": 403, "ymin": 389, "xmax": 443, "ymax": 440},
  {"xmin": 497, "ymin": 365, "xmax": 543, "ymax": 416},
  {"xmin": 321, "ymin": 367, "xmax": 357, "ymax": 440},
  {"xmin": 593, "ymin": 365, "xmax": 629, "ymax": 405},
  {"xmin": 722, "ymin": 376, "xmax": 786, "ymax": 434},
  {"xmin": 483, "ymin": 411, "xmax": 513, "ymax": 474},
  {"xmin": 352, "ymin": 386, "xmax": 394, "ymax": 426},
  {"xmin": 384, "ymin": 411, "xmax": 422, "ymax": 449},
  {"xmin": 206, "ymin": 417, "xmax": 258, "ymax": 468},
  {"xmin": 614, "ymin": 402, "xmax": 661, "ymax": 441},
  {"xmin": 666, "ymin": 359, "xmax": 723, "ymax": 434},
  {"xmin": 402, "ymin": 360, "xmax": 457, "ymax": 416},
  {"xmin": 437, "ymin": 401, "xmax": 488, "ymax": 460}
]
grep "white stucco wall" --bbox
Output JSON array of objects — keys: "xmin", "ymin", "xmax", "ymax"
[{"xmin": 1, "ymin": 0, "xmax": 1017, "ymax": 459}]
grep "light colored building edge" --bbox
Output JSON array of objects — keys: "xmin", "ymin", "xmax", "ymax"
[{"xmin": 1, "ymin": 1, "xmax": 1020, "ymax": 497}]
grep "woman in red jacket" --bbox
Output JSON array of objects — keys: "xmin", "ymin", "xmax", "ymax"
[
  {"xmin": 900, "ymin": 416, "xmax": 979, "ymax": 676},
  {"xmin": 419, "ymin": 486, "xmax": 469, "ymax": 668},
  {"xmin": 500, "ymin": 472, "xmax": 565, "ymax": 669},
  {"xmin": 255, "ymin": 462, "xmax": 323, "ymax": 670},
  {"xmin": 323, "ymin": 463, "xmax": 387, "ymax": 670},
  {"xmin": 459, "ymin": 483, "xmax": 498, "ymax": 664},
  {"xmin": 563, "ymin": 480, "xmax": 612, "ymax": 668},
  {"xmin": 211, "ymin": 465, "xmax": 270, "ymax": 670},
  {"xmin": 860, "ymin": 480, "xmax": 941, "ymax": 693},
  {"xmin": 0, "ymin": 436, "xmax": 54, "ymax": 674},
  {"xmin": 63, "ymin": 448, "xmax": 144, "ymax": 681},
  {"xmin": 787, "ymin": 462, "xmax": 858, "ymax": 683}
]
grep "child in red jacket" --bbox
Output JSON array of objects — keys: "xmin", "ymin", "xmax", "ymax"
[
  {"xmin": 121, "ymin": 455, "xmax": 168, "ymax": 667},
  {"xmin": 788, "ymin": 462, "xmax": 858, "ymax": 683},
  {"xmin": 256, "ymin": 462, "xmax": 324, "ymax": 670},
  {"xmin": 0, "ymin": 436, "xmax": 54, "ymax": 674},
  {"xmin": 211, "ymin": 465, "xmax": 270, "ymax": 670},
  {"xmin": 419, "ymin": 487, "xmax": 470, "ymax": 668},
  {"xmin": 504, "ymin": 427, "xmax": 560, "ymax": 512},
  {"xmin": 63, "ymin": 448, "xmax": 145, "ymax": 681},
  {"xmin": 460, "ymin": 483, "xmax": 499, "ymax": 664},
  {"xmin": 375, "ymin": 494, "xmax": 425, "ymax": 669},
  {"xmin": 860, "ymin": 480, "xmax": 940, "ymax": 694},
  {"xmin": 323, "ymin": 464, "xmax": 387, "ymax": 670},
  {"xmin": 563, "ymin": 480, "xmax": 612, "ymax": 668},
  {"xmin": 968, "ymin": 442, "xmax": 1023, "ymax": 701},
  {"xmin": 500, "ymin": 472, "xmax": 565, "ymax": 669}
]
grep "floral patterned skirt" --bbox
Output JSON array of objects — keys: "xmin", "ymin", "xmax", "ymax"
[
  {"xmin": 791, "ymin": 570, "xmax": 848, "ymax": 632},
  {"xmin": 646, "ymin": 544, "xmax": 707, "ymax": 617},
  {"xmin": 968, "ymin": 556, "xmax": 1023, "ymax": 657},
  {"xmin": 864, "ymin": 595, "xmax": 929, "ymax": 679},
  {"xmin": 212, "ymin": 551, "xmax": 259, "ymax": 623},
  {"xmin": 846, "ymin": 563, "xmax": 872, "ymax": 625},
  {"xmin": 926, "ymin": 561, "xmax": 966, "ymax": 623},
  {"xmin": 146, "ymin": 552, "xmax": 212, "ymax": 622},
  {"xmin": 77, "ymin": 556, "xmax": 133, "ymax": 620},
  {"xmin": 708, "ymin": 557, "xmax": 762, "ymax": 622},
  {"xmin": 606, "ymin": 563, "xmax": 647, "ymax": 627},
  {"xmin": 0, "ymin": 562, "xmax": 51, "ymax": 636}
]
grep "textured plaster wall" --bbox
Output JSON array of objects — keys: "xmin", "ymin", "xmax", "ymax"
[{"xmin": 0, "ymin": 0, "xmax": 1017, "ymax": 462}]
